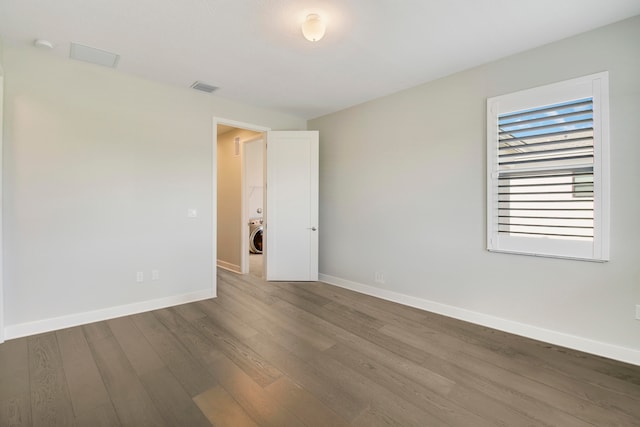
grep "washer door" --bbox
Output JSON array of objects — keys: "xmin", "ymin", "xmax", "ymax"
[{"xmin": 250, "ymin": 226, "xmax": 263, "ymax": 254}]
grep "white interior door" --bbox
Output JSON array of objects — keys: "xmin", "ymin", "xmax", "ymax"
[{"xmin": 265, "ymin": 131, "xmax": 319, "ymax": 281}]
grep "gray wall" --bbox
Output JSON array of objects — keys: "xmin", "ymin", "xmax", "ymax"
[
  {"xmin": 2, "ymin": 45, "xmax": 305, "ymax": 335},
  {"xmin": 310, "ymin": 17, "xmax": 640, "ymax": 360}
]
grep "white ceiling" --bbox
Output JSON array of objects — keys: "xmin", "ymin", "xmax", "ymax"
[{"xmin": 1, "ymin": 1, "xmax": 639, "ymax": 119}]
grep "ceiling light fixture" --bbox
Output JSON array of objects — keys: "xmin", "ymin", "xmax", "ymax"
[
  {"xmin": 34, "ymin": 39, "xmax": 54, "ymax": 49},
  {"xmin": 301, "ymin": 14, "xmax": 326, "ymax": 42}
]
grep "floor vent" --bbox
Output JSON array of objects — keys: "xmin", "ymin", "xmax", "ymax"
[{"xmin": 191, "ymin": 81, "xmax": 219, "ymax": 93}]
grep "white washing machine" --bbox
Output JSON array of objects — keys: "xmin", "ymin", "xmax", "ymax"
[{"xmin": 249, "ymin": 218, "xmax": 263, "ymax": 254}]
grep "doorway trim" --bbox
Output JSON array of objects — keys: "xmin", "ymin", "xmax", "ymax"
[
  {"xmin": 0, "ymin": 74, "xmax": 4, "ymax": 343},
  {"xmin": 213, "ymin": 117, "xmax": 270, "ymax": 282}
]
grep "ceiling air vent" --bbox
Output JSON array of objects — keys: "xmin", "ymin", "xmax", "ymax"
[
  {"xmin": 191, "ymin": 81, "xmax": 219, "ymax": 93},
  {"xmin": 70, "ymin": 42, "xmax": 119, "ymax": 68}
]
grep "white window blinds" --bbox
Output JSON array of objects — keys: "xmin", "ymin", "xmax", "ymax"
[
  {"xmin": 497, "ymin": 98, "xmax": 594, "ymax": 240},
  {"xmin": 487, "ymin": 73, "xmax": 609, "ymax": 261}
]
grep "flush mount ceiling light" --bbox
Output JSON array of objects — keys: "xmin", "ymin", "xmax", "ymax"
[
  {"xmin": 301, "ymin": 13, "xmax": 326, "ymax": 42},
  {"xmin": 34, "ymin": 39, "xmax": 54, "ymax": 49}
]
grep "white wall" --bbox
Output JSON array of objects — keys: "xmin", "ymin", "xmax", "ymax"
[
  {"xmin": 2, "ymin": 45, "xmax": 305, "ymax": 337},
  {"xmin": 309, "ymin": 16, "xmax": 640, "ymax": 364}
]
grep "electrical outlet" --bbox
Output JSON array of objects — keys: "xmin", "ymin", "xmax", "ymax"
[
  {"xmin": 374, "ymin": 272, "xmax": 385, "ymax": 284},
  {"xmin": 136, "ymin": 271, "xmax": 144, "ymax": 283},
  {"xmin": 152, "ymin": 270, "xmax": 159, "ymax": 281},
  {"xmin": 636, "ymin": 305, "xmax": 640, "ymax": 320}
]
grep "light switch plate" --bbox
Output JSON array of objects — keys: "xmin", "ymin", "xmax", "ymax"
[{"xmin": 187, "ymin": 208, "xmax": 198, "ymax": 218}]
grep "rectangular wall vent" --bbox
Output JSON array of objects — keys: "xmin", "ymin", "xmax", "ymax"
[
  {"xmin": 191, "ymin": 81, "xmax": 219, "ymax": 93},
  {"xmin": 70, "ymin": 42, "xmax": 120, "ymax": 68}
]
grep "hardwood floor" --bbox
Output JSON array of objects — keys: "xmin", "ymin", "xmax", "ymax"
[{"xmin": 1, "ymin": 269, "xmax": 639, "ymax": 426}]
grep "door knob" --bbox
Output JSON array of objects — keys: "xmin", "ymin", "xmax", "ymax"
[{"xmin": 308, "ymin": 226, "xmax": 317, "ymax": 231}]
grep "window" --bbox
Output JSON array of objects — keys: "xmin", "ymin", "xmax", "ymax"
[{"xmin": 487, "ymin": 73, "xmax": 609, "ymax": 261}]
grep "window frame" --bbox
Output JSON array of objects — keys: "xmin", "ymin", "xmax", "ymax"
[{"xmin": 487, "ymin": 72, "xmax": 610, "ymax": 261}]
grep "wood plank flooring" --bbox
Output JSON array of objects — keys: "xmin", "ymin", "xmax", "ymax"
[{"xmin": 0, "ymin": 268, "xmax": 639, "ymax": 426}]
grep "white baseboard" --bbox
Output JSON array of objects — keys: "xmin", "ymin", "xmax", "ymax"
[
  {"xmin": 318, "ymin": 273, "xmax": 640, "ymax": 366},
  {"xmin": 4, "ymin": 288, "xmax": 215, "ymax": 340},
  {"xmin": 217, "ymin": 259, "xmax": 241, "ymax": 273}
]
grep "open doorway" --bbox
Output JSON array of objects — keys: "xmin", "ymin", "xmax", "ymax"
[
  {"xmin": 215, "ymin": 120, "xmax": 319, "ymax": 282},
  {"xmin": 214, "ymin": 118, "xmax": 269, "ymax": 279},
  {"xmin": 243, "ymin": 136, "xmax": 265, "ymax": 279}
]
